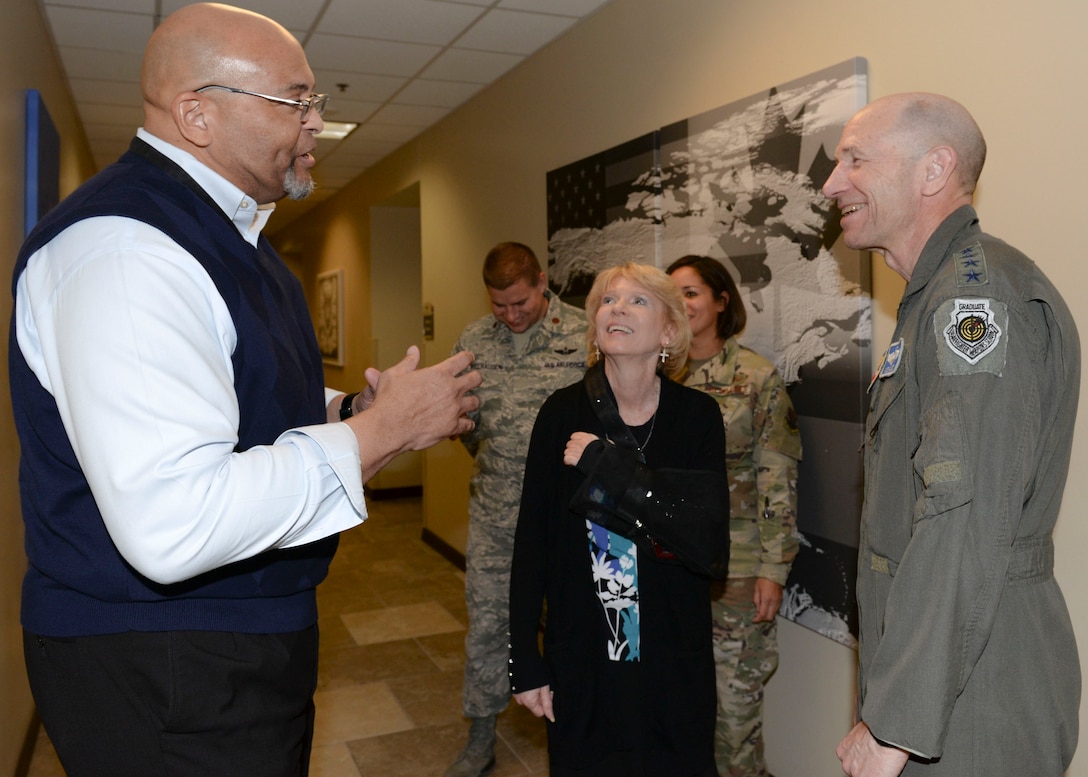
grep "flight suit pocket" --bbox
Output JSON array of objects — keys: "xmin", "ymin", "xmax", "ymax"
[
  {"xmin": 865, "ymin": 375, "xmax": 904, "ymax": 457},
  {"xmin": 913, "ymin": 390, "xmax": 971, "ymax": 520}
]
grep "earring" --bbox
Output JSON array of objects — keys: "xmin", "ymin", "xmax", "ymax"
[
  {"xmin": 659, "ymin": 345, "xmax": 669, "ymax": 365},
  {"xmin": 594, "ymin": 342, "xmax": 601, "ymax": 360}
]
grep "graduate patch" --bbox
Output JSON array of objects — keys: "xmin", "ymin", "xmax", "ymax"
[{"xmin": 936, "ymin": 298, "xmax": 1007, "ymax": 375}]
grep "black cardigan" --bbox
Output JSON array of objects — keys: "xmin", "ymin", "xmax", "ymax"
[{"xmin": 509, "ymin": 371, "xmax": 726, "ymax": 775}]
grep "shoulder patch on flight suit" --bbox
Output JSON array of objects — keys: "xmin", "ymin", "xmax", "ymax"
[
  {"xmin": 935, "ymin": 297, "xmax": 1007, "ymax": 376},
  {"xmin": 954, "ymin": 242, "xmax": 988, "ymax": 288}
]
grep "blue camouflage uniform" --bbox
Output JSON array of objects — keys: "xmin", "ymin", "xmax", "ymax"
[{"xmin": 453, "ymin": 290, "xmax": 586, "ymax": 717}]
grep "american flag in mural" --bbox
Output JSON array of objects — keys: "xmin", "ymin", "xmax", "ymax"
[
  {"xmin": 546, "ymin": 133, "xmax": 659, "ymax": 304},
  {"xmin": 547, "ymin": 151, "xmax": 606, "ymax": 234}
]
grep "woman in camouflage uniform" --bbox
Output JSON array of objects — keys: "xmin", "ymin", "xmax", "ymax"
[{"xmin": 668, "ymin": 256, "xmax": 802, "ymax": 777}]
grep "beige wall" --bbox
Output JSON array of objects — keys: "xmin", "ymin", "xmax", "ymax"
[
  {"xmin": 368, "ymin": 199, "xmax": 423, "ymax": 490},
  {"xmin": 280, "ymin": 0, "xmax": 1088, "ymax": 774},
  {"xmin": 1, "ymin": 0, "xmax": 97, "ymax": 772}
]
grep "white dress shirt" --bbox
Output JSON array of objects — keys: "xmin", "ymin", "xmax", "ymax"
[{"xmin": 14, "ymin": 129, "xmax": 365, "ymax": 586}]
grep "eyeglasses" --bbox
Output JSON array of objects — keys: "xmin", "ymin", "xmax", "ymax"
[{"xmin": 195, "ymin": 85, "xmax": 329, "ymax": 122}]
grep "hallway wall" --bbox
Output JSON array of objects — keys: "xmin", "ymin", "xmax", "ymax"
[
  {"xmin": 0, "ymin": 0, "xmax": 97, "ymax": 772},
  {"xmin": 280, "ymin": 0, "xmax": 1088, "ymax": 774}
]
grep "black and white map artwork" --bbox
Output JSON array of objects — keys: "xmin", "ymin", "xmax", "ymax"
[{"xmin": 546, "ymin": 58, "xmax": 869, "ymax": 646}]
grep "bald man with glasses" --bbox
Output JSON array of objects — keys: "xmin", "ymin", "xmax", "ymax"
[{"xmin": 11, "ymin": 4, "xmax": 480, "ymax": 775}]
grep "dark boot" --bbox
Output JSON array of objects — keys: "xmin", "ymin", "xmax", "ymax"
[{"xmin": 443, "ymin": 715, "xmax": 497, "ymax": 777}]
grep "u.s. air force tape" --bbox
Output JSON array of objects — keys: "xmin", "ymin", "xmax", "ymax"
[{"xmin": 935, "ymin": 297, "xmax": 1007, "ymax": 376}]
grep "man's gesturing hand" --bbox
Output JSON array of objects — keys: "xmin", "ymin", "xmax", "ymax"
[{"xmin": 349, "ymin": 346, "xmax": 481, "ymax": 480}]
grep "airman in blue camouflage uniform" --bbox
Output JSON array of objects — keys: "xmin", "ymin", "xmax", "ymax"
[{"xmin": 445, "ymin": 242, "xmax": 586, "ymax": 777}]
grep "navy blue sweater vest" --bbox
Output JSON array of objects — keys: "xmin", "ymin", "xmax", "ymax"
[{"xmin": 10, "ymin": 139, "xmax": 337, "ymax": 636}]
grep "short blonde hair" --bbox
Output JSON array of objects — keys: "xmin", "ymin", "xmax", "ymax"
[{"xmin": 584, "ymin": 262, "xmax": 691, "ymax": 380}]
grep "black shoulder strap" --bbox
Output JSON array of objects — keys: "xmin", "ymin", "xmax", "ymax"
[{"xmin": 583, "ymin": 362, "xmax": 644, "ymax": 462}]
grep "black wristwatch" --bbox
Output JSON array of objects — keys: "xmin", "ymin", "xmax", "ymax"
[{"xmin": 339, "ymin": 392, "xmax": 359, "ymax": 421}]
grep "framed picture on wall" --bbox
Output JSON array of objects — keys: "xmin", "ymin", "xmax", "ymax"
[{"xmin": 317, "ymin": 268, "xmax": 344, "ymax": 366}]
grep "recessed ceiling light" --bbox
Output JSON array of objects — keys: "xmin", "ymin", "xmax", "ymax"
[{"xmin": 315, "ymin": 121, "xmax": 358, "ymax": 140}]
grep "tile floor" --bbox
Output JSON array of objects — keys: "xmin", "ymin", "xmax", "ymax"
[{"xmin": 25, "ymin": 495, "xmax": 549, "ymax": 776}]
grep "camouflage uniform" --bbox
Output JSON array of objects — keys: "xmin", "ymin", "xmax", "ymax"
[
  {"xmin": 453, "ymin": 291, "xmax": 586, "ymax": 717},
  {"xmin": 683, "ymin": 338, "xmax": 801, "ymax": 777}
]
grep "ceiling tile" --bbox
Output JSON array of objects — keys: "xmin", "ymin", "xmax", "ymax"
[
  {"xmin": 160, "ymin": 0, "xmax": 326, "ymax": 30},
  {"xmin": 318, "ymin": 0, "xmax": 486, "ymax": 46},
  {"xmin": 318, "ymin": 96, "xmax": 384, "ymax": 124},
  {"xmin": 395, "ymin": 79, "xmax": 483, "ymax": 108},
  {"xmin": 45, "ymin": 5, "xmax": 154, "ymax": 52},
  {"xmin": 307, "ymin": 34, "xmax": 441, "ymax": 77},
  {"xmin": 499, "ymin": 0, "xmax": 612, "ymax": 15},
  {"xmin": 422, "ymin": 48, "xmax": 524, "ymax": 83},
  {"xmin": 44, "ymin": 0, "xmax": 152, "ymax": 12},
  {"xmin": 329, "ymin": 134, "xmax": 402, "ymax": 158},
  {"xmin": 350, "ymin": 123, "xmax": 423, "ymax": 144},
  {"xmin": 456, "ymin": 9, "xmax": 578, "ymax": 55},
  {"xmin": 311, "ymin": 71, "xmax": 406, "ymax": 103},
  {"xmin": 369, "ymin": 103, "xmax": 451, "ymax": 127}
]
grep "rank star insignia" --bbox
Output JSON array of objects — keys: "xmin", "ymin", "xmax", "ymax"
[
  {"xmin": 954, "ymin": 242, "xmax": 988, "ymax": 287},
  {"xmin": 943, "ymin": 298, "xmax": 1002, "ymax": 364}
]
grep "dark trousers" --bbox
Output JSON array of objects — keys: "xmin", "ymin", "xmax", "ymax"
[{"xmin": 24, "ymin": 626, "xmax": 319, "ymax": 777}]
